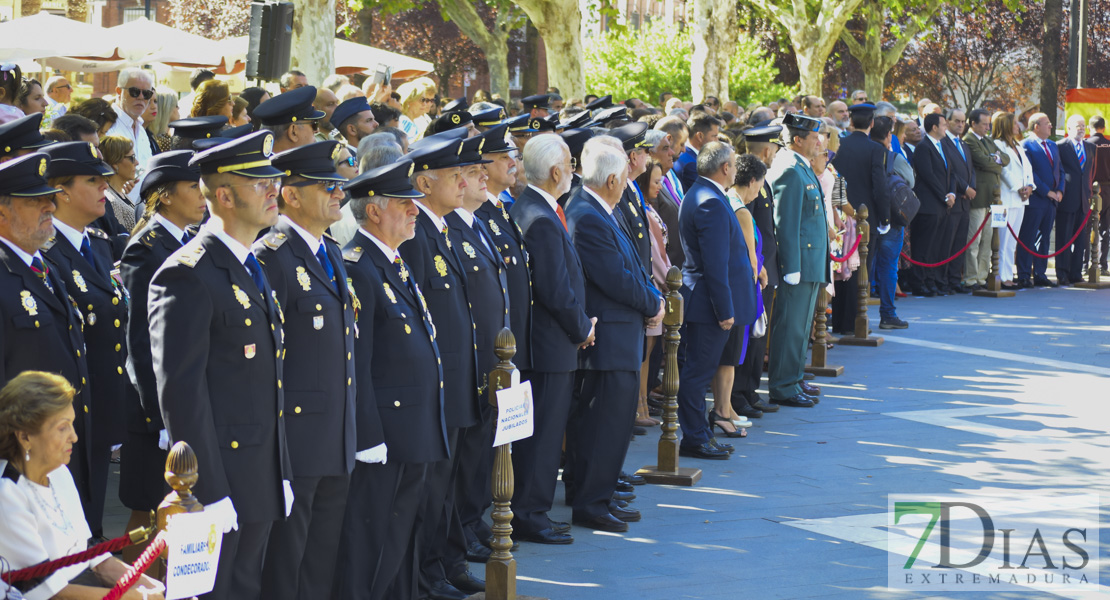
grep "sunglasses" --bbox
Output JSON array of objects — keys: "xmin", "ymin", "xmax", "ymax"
[
  {"xmin": 127, "ymin": 86, "xmax": 155, "ymax": 100},
  {"xmin": 289, "ymin": 180, "xmax": 344, "ymax": 193},
  {"xmin": 340, "ymin": 156, "xmax": 356, "ymax": 168}
]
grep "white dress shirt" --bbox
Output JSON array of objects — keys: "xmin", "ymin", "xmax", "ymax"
[
  {"xmin": 153, "ymin": 213, "xmax": 188, "ymax": 244},
  {"xmin": 105, "ymin": 104, "xmax": 154, "ymax": 205}
]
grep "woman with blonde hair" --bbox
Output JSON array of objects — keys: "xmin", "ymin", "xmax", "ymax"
[
  {"xmin": 395, "ymin": 76, "xmax": 437, "ymax": 142},
  {"xmin": 146, "ymin": 92, "xmax": 179, "ymax": 152},
  {"xmin": 993, "ymin": 111, "xmax": 1035, "ymax": 287},
  {"xmin": 98, "ymin": 134, "xmax": 141, "ymax": 232},
  {"xmin": 190, "ymin": 79, "xmax": 232, "ymax": 120}
]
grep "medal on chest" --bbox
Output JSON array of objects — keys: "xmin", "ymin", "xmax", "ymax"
[
  {"xmin": 232, "ymin": 285, "xmax": 251, "ymax": 309},
  {"xmin": 462, "ymin": 242, "xmax": 476, "ymax": 259},
  {"xmin": 295, "ymin": 266, "xmax": 312, "ymax": 291},
  {"xmin": 434, "ymin": 255, "xmax": 448, "ymax": 278},
  {"xmin": 20, "ymin": 290, "xmax": 38, "ymax": 316},
  {"xmin": 71, "ymin": 270, "xmax": 88, "ymax": 293}
]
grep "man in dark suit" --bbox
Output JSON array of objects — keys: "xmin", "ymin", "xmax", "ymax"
[
  {"xmin": 509, "ymin": 134, "xmax": 594, "ymax": 545},
  {"xmin": 395, "ymin": 133, "xmax": 482, "ymax": 600},
  {"xmin": 1089, "ymin": 115, "xmax": 1110, "ymax": 276},
  {"xmin": 565, "ymin": 141, "xmax": 664, "ymax": 530},
  {"xmin": 255, "ymin": 141, "xmax": 357, "ymax": 600},
  {"xmin": 149, "ymin": 131, "xmax": 293, "ymax": 600},
  {"xmin": 673, "ymin": 112, "xmax": 721, "ymax": 192},
  {"xmin": 337, "ymin": 159, "xmax": 449, "ymax": 600},
  {"xmin": 651, "ymin": 117, "xmax": 688, "ymax": 268},
  {"xmin": 1055, "ymin": 115, "xmax": 1095, "ymax": 285},
  {"xmin": 831, "ymin": 103, "xmax": 891, "ymax": 329},
  {"xmin": 0, "ymin": 153, "xmax": 93, "ymax": 518},
  {"xmin": 940, "ymin": 109, "xmax": 976, "ymax": 294},
  {"xmin": 1019, "ymin": 113, "xmax": 1064, "ymax": 287},
  {"xmin": 676, "ymin": 141, "xmax": 757, "ymax": 459},
  {"xmin": 768, "ymin": 114, "xmax": 830, "ymax": 408},
  {"xmin": 909, "ymin": 114, "xmax": 958, "ymax": 296}
]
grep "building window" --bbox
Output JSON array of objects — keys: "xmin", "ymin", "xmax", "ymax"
[{"xmin": 122, "ymin": 7, "xmax": 146, "ymax": 23}]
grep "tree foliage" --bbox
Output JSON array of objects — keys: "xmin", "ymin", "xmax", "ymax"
[
  {"xmin": 583, "ymin": 22, "xmax": 794, "ymax": 106},
  {"xmin": 167, "ymin": 0, "xmax": 251, "ymax": 40},
  {"xmin": 354, "ymin": 2, "xmax": 486, "ymax": 88}
]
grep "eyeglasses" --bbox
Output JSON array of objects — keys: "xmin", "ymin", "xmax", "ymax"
[
  {"xmin": 569, "ymin": 157, "xmax": 578, "ymax": 169},
  {"xmin": 340, "ymin": 156, "xmax": 356, "ymax": 168},
  {"xmin": 421, "ymin": 98, "xmax": 435, "ymax": 104},
  {"xmin": 56, "ymin": 84, "xmax": 72, "ymax": 91},
  {"xmin": 223, "ymin": 178, "xmax": 280, "ymax": 194},
  {"xmin": 288, "ymin": 180, "xmax": 344, "ymax": 193},
  {"xmin": 125, "ymin": 154, "xmax": 138, "ymax": 163},
  {"xmin": 127, "ymin": 87, "xmax": 155, "ymax": 100}
]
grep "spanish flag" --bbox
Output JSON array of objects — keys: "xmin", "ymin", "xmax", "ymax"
[{"xmin": 1065, "ymin": 88, "xmax": 1110, "ymax": 125}]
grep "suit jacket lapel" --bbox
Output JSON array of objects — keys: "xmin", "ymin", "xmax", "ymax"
[
  {"xmin": 1, "ymin": 247, "xmax": 66, "ymax": 314},
  {"xmin": 367, "ymin": 241, "xmax": 419, "ymax": 309},
  {"xmin": 54, "ymin": 238, "xmax": 114, "ymax": 294}
]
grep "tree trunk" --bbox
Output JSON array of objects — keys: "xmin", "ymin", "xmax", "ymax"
[
  {"xmin": 840, "ymin": 0, "xmax": 939, "ymax": 103},
  {"xmin": 794, "ymin": 39, "xmax": 826, "ymax": 97},
  {"xmin": 354, "ymin": 3, "xmax": 375, "ymax": 46},
  {"xmin": 66, "ymin": 0, "xmax": 88, "ymax": 23},
  {"xmin": 437, "ymin": 0, "xmax": 513, "ymax": 101},
  {"xmin": 1040, "ymin": 0, "xmax": 1064, "ymax": 128},
  {"xmin": 21, "ymin": 0, "xmax": 41, "ymax": 16},
  {"xmin": 515, "ymin": 0, "xmax": 584, "ymax": 99},
  {"xmin": 522, "ymin": 21, "xmax": 540, "ymax": 99},
  {"xmin": 291, "ymin": 0, "xmax": 335, "ymax": 89},
  {"xmin": 691, "ymin": 0, "xmax": 736, "ymax": 102}
]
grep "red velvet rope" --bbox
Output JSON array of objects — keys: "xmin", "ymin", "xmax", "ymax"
[
  {"xmin": 1, "ymin": 532, "xmax": 135, "ymax": 584},
  {"xmin": 101, "ymin": 532, "xmax": 166, "ymax": 600},
  {"xmin": 829, "ymin": 232, "xmax": 862, "ymax": 263},
  {"xmin": 900, "ymin": 212, "xmax": 991, "ymax": 267},
  {"xmin": 1007, "ymin": 207, "xmax": 1093, "ymax": 259}
]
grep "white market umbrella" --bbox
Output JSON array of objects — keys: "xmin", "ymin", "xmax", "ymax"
[
  {"xmin": 0, "ymin": 13, "xmax": 117, "ymax": 63},
  {"xmin": 218, "ymin": 37, "xmax": 433, "ymax": 81},
  {"xmin": 108, "ymin": 18, "xmax": 241, "ymax": 72}
]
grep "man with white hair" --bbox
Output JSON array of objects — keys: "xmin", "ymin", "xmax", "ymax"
[
  {"xmin": 42, "ymin": 75, "xmax": 71, "ymax": 127},
  {"xmin": 509, "ymin": 133, "xmax": 594, "ymax": 545},
  {"xmin": 105, "ymin": 68, "xmax": 156, "ymax": 203},
  {"xmin": 563, "ymin": 140, "xmax": 663, "ymax": 532},
  {"xmin": 1055, "ymin": 114, "xmax": 1095, "ymax": 284}
]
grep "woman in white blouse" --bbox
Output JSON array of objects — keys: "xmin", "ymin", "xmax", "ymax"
[
  {"xmin": 992, "ymin": 112, "xmax": 1035, "ymax": 287},
  {"xmin": 0, "ymin": 371, "xmax": 164, "ymax": 600}
]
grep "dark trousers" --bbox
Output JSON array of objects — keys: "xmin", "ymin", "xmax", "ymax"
[
  {"xmin": 70, "ymin": 440, "xmax": 109, "ymax": 537},
  {"xmin": 943, "ymin": 208, "xmax": 970, "ymax": 287},
  {"xmin": 568, "ymin": 369, "xmax": 638, "ymax": 521},
  {"xmin": 768, "ymin": 281, "xmax": 819, "ymax": 400},
  {"xmin": 1055, "ymin": 209, "xmax": 1085, "ymax": 281},
  {"xmin": 261, "ymin": 473, "xmax": 350, "ymax": 600},
  {"xmin": 456, "ymin": 402, "xmax": 495, "ymax": 550},
  {"xmin": 335, "ymin": 461, "xmax": 427, "ymax": 600},
  {"xmin": 1017, "ymin": 201, "xmax": 1055, "ymax": 280},
  {"xmin": 418, "ymin": 427, "xmax": 465, "ymax": 589},
  {"xmin": 511, "ymin": 370, "xmax": 575, "ymax": 535},
  {"xmin": 731, "ymin": 284, "xmax": 773, "ymax": 411},
  {"xmin": 829, "ymin": 274, "xmax": 856, "ymax": 334},
  {"xmin": 676, "ymin": 321, "xmax": 728, "ymax": 447},
  {"xmin": 204, "ymin": 521, "xmax": 273, "ymax": 600},
  {"xmin": 909, "ymin": 212, "xmax": 944, "ymax": 291},
  {"xmin": 1099, "ymin": 203, "xmax": 1109, "ymax": 270}
]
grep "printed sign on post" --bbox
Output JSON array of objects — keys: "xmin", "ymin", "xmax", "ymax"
[
  {"xmin": 991, "ymin": 205, "xmax": 1008, "ymax": 228},
  {"xmin": 165, "ymin": 509, "xmax": 223, "ymax": 600},
  {"xmin": 493, "ymin": 380, "xmax": 534, "ymax": 447}
]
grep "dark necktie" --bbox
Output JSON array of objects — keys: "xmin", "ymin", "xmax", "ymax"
[
  {"xmin": 244, "ymin": 253, "xmax": 267, "ymax": 297},
  {"xmin": 80, "ymin": 236, "xmax": 98, "ymax": 273},
  {"xmin": 316, "ymin": 245, "xmax": 338, "ymax": 292},
  {"xmin": 181, "ymin": 229, "xmax": 194, "ymax": 243},
  {"xmin": 471, "ymin": 221, "xmax": 492, "ymax": 255},
  {"xmin": 30, "ymin": 256, "xmax": 53, "ymax": 293}
]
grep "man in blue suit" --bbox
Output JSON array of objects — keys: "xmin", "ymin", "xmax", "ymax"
[
  {"xmin": 672, "ymin": 112, "xmax": 721, "ymax": 192},
  {"xmin": 509, "ymin": 134, "xmax": 595, "ymax": 545},
  {"xmin": 1019, "ymin": 113, "xmax": 1064, "ymax": 287},
  {"xmin": 565, "ymin": 140, "xmax": 664, "ymax": 532},
  {"xmin": 1055, "ymin": 115, "xmax": 1095, "ymax": 285},
  {"xmin": 676, "ymin": 141, "xmax": 758, "ymax": 460}
]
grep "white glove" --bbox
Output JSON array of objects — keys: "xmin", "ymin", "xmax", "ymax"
[
  {"xmin": 784, "ymin": 272, "xmax": 800, "ymax": 285},
  {"xmin": 157, "ymin": 429, "xmax": 169, "ymax": 451},
  {"xmin": 208, "ymin": 496, "xmax": 238, "ymax": 533},
  {"xmin": 355, "ymin": 443, "xmax": 388, "ymax": 465},
  {"xmin": 877, "ymin": 223, "xmax": 891, "ymax": 235},
  {"xmin": 283, "ymin": 480, "xmax": 294, "ymax": 517}
]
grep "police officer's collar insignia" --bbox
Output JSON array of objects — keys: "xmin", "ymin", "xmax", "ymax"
[
  {"xmin": 262, "ymin": 232, "xmax": 287, "ymax": 250},
  {"xmin": 383, "ymin": 282, "xmax": 397, "ymax": 304},
  {"xmin": 176, "ymin": 244, "xmax": 205, "ymax": 267},
  {"xmin": 71, "ymin": 270, "xmax": 88, "ymax": 293},
  {"xmin": 343, "ymin": 246, "xmax": 363, "ymax": 263},
  {"xmin": 86, "ymin": 227, "xmax": 108, "ymax": 240},
  {"xmin": 232, "ymin": 284, "xmax": 252, "ymax": 309},
  {"xmin": 296, "ymin": 266, "xmax": 312, "ymax": 291},
  {"xmin": 20, "ymin": 290, "xmax": 38, "ymax": 316},
  {"xmin": 42, "ymin": 236, "xmax": 56, "ymax": 251},
  {"xmin": 434, "ymin": 255, "xmax": 448, "ymax": 278}
]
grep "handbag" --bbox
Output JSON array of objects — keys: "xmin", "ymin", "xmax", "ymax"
[
  {"xmin": 885, "ymin": 152, "xmax": 920, "ymax": 226},
  {"xmin": 752, "ymin": 309, "xmax": 768, "ymax": 338}
]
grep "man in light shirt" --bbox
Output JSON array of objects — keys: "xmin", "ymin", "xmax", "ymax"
[{"xmin": 104, "ymin": 68, "xmax": 156, "ymax": 205}]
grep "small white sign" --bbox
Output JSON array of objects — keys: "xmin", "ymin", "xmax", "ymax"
[
  {"xmin": 991, "ymin": 205, "xmax": 1008, "ymax": 228},
  {"xmin": 493, "ymin": 380, "xmax": 534, "ymax": 447},
  {"xmin": 165, "ymin": 510, "xmax": 223, "ymax": 600}
]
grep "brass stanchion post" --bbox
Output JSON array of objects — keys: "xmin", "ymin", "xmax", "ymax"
[
  {"xmin": 637, "ymin": 266, "xmax": 701, "ymax": 486},
  {"xmin": 156, "ymin": 441, "xmax": 204, "ymax": 573},
  {"xmin": 806, "ymin": 287, "xmax": 843, "ymax": 376},
  {"xmin": 485, "ymin": 327, "xmax": 518, "ymax": 600},
  {"xmin": 837, "ymin": 205, "xmax": 884, "ymax": 346},
  {"xmin": 974, "ymin": 193, "xmax": 1016, "ymax": 297}
]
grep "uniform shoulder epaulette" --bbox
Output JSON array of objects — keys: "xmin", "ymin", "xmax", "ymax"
[
  {"xmin": 322, "ymin": 231, "xmax": 338, "ymax": 244},
  {"xmin": 41, "ymin": 236, "xmax": 57, "ymax": 251},
  {"xmin": 140, "ymin": 229, "xmax": 158, "ymax": 248},
  {"xmin": 86, "ymin": 227, "xmax": 109, "ymax": 240},
  {"xmin": 260, "ymin": 231, "xmax": 288, "ymax": 251},
  {"xmin": 176, "ymin": 244, "xmax": 206, "ymax": 268},
  {"xmin": 185, "ymin": 224, "xmax": 201, "ymax": 237},
  {"xmin": 343, "ymin": 246, "xmax": 364, "ymax": 263}
]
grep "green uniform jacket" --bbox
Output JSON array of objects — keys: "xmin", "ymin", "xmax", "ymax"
[
  {"xmin": 963, "ymin": 131, "xmax": 1010, "ymax": 209},
  {"xmin": 770, "ymin": 151, "xmax": 831, "ymax": 285}
]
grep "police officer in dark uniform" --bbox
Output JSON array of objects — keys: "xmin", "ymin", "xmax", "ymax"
[
  {"xmin": 41, "ymin": 142, "xmax": 129, "ymax": 541},
  {"xmin": 0, "ymin": 153, "xmax": 92, "ymax": 524},
  {"xmin": 0, "ymin": 112, "xmax": 55, "ymax": 162},
  {"xmin": 118, "ymin": 150, "xmax": 204, "ymax": 538},
  {"xmin": 397, "ymin": 134, "xmax": 481, "ymax": 600},
  {"xmin": 442, "ymin": 134, "xmax": 507, "ymax": 585},
  {"xmin": 255, "ymin": 141, "xmax": 357, "ymax": 600},
  {"xmin": 254, "ymin": 86, "xmax": 326, "ymax": 153},
  {"xmin": 557, "ymin": 127, "xmax": 591, "ymax": 207},
  {"xmin": 168, "ymin": 115, "xmax": 229, "ymax": 151},
  {"xmin": 149, "ymin": 131, "xmax": 293, "ymax": 600},
  {"xmin": 337, "ymin": 159, "xmax": 448, "ymax": 600},
  {"xmin": 471, "ymin": 106, "xmax": 506, "ymax": 134},
  {"xmin": 610, "ymin": 123, "xmax": 654, "ymax": 273}
]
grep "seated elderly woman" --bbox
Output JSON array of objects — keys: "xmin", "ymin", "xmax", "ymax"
[{"xmin": 0, "ymin": 371, "xmax": 165, "ymax": 600}]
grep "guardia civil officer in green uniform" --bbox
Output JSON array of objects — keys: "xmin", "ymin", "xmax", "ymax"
[{"xmin": 767, "ymin": 114, "xmax": 830, "ymax": 408}]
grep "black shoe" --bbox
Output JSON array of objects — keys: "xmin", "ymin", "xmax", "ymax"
[
  {"xmin": 632, "ymin": 425, "xmax": 647, "ymax": 436},
  {"xmin": 518, "ymin": 527, "xmax": 574, "ymax": 545},
  {"xmin": 609, "ymin": 504, "xmax": 642, "ymax": 522},
  {"xmin": 615, "ymin": 479, "xmax": 635, "ymax": 493},
  {"xmin": 800, "ymin": 381, "xmax": 821, "ymax": 396},
  {"xmin": 612, "ymin": 490, "xmax": 636, "ymax": 502},
  {"xmin": 679, "ymin": 442, "xmax": 730, "ymax": 460},
  {"xmin": 648, "ymin": 405, "xmax": 663, "ymax": 417},
  {"xmin": 612, "ymin": 498, "xmax": 630, "ymax": 509},
  {"xmin": 949, "ymin": 284, "xmax": 970, "ymax": 294},
  {"xmin": 770, "ymin": 394, "xmax": 816, "ymax": 408},
  {"xmin": 549, "ymin": 520, "xmax": 571, "ymax": 534},
  {"xmin": 919, "ymin": 288, "xmax": 937, "ymax": 297},
  {"xmin": 803, "ymin": 392, "xmax": 820, "ymax": 405},
  {"xmin": 465, "ymin": 540, "xmax": 491, "ymax": 563},
  {"xmin": 573, "ymin": 513, "xmax": 628, "ymax": 532},
  {"xmin": 646, "ymin": 396, "xmax": 665, "ymax": 410},
  {"xmin": 750, "ymin": 399, "xmax": 779, "ymax": 413},
  {"xmin": 879, "ymin": 317, "xmax": 909, "ymax": 329},
  {"xmin": 970, "ymin": 283, "xmax": 984, "ymax": 291},
  {"xmin": 1034, "ymin": 277, "xmax": 1057, "ymax": 287},
  {"xmin": 936, "ymin": 287, "xmax": 952, "ymax": 296},
  {"xmin": 1057, "ymin": 277, "xmax": 1071, "ymax": 287},
  {"xmin": 1017, "ymin": 278, "xmax": 1033, "ymax": 289},
  {"xmin": 709, "ymin": 438, "xmax": 735, "ymax": 453},
  {"xmin": 620, "ymin": 471, "xmax": 645, "ymax": 486},
  {"xmin": 425, "ymin": 579, "xmax": 468, "ymax": 600},
  {"xmin": 736, "ymin": 404, "xmax": 763, "ymax": 419},
  {"xmin": 448, "ymin": 570, "xmax": 486, "ymax": 594}
]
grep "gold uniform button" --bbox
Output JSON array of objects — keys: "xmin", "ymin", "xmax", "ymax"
[
  {"xmin": 84, "ymin": 405, "xmax": 88, "ymax": 413},
  {"xmin": 315, "ymin": 304, "xmax": 322, "ymax": 311},
  {"xmin": 271, "ymin": 324, "xmax": 275, "ymax": 331},
  {"xmin": 231, "ymin": 441, "xmax": 239, "ymax": 449},
  {"xmin": 76, "ymin": 350, "xmax": 81, "ymax": 357},
  {"xmin": 347, "ymin": 377, "xmax": 352, "ymax": 385},
  {"xmin": 112, "ymin": 297, "xmax": 119, "ymax": 305},
  {"xmin": 345, "ymin": 327, "xmax": 350, "ymax": 335},
  {"xmin": 35, "ymin": 320, "xmax": 40, "ymax": 328},
  {"xmin": 347, "ymin": 352, "xmax": 352, "ymax": 360},
  {"xmin": 276, "ymin": 351, "xmax": 281, "ymax": 358},
  {"xmin": 394, "ymin": 401, "xmax": 400, "ymax": 407},
  {"xmin": 116, "ymin": 366, "xmax": 123, "ymax": 375},
  {"xmin": 87, "ymin": 304, "xmax": 93, "ymax": 311},
  {"xmin": 278, "ymin": 380, "xmax": 283, "ymax": 389},
  {"xmin": 279, "ymin": 410, "xmax": 283, "ymax": 417},
  {"xmin": 245, "ymin": 318, "xmax": 252, "ymax": 326},
  {"xmin": 145, "ymin": 417, "xmax": 151, "ymax": 423},
  {"xmin": 82, "ymin": 377, "xmax": 86, "ymax": 385},
  {"xmin": 294, "ymin": 406, "xmax": 302, "ymax": 414},
  {"xmin": 114, "ymin": 319, "xmax": 120, "ymax": 328},
  {"xmin": 114, "ymin": 343, "xmax": 121, "ymax": 352}
]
